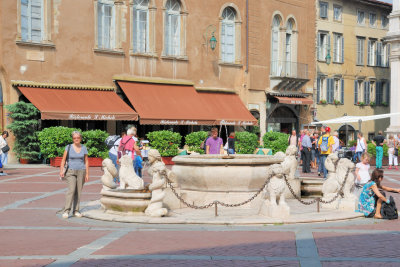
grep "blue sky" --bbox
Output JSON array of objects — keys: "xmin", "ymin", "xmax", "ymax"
[{"xmin": 382, "ymin": 0, "xmax": 393, "ymax": 3}]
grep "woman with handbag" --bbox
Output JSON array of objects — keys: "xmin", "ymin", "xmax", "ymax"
[
  {"xmin": 387, "ymin": 134, "xmax": 398, "ymax": 170},
  {"xmin": 0, "ymin": 131, "xmax": 9, "ymax": 175},
  {"xmin": 355, "ymin": 132, "xmax": 367, "ymax": 163},
  {"xmin": 59, "ymin": 131, "xmax": 89, "ymax": 219}
]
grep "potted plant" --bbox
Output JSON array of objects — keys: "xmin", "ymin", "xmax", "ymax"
[
  {"xmin": 334, "ymin": 99, "xmax": 341, "ymax": 105},
  {"xmin": 235, "ymin": 132, "xmax": 259, "ymax": 154},
  {"xmin": 319, "ymin": 99, "xmax": 327, "ymax": 105},
  {"xmin": 367, "ymin": 142, "xmax": 389, "ymax": 166},
  {"xmin": 147, "ymin": 130, "xmax": 182, "ymax": 165},
  {"xmin": 185, "ymin": 131, "xmax": 208, "ymax": 154},
  {"xmin": 262, "ymin": 132, "xmax": 290, "ymax": 154},
  {"xmin": 369, "ymin": 101, "xmax": 376, "ymax": 107},
  {"xmin": 6, "ymin": 102, "xmax": 41, "ymax": 163},
  {"xmin": 82, "ymin": 130, "xmax": 109, "ymax": 167},
  {"xmin": 357, "ymin": 101, "xmax": 365, "ymax": 107},
  {"xmin": 382, "ymin": 102, "xmax": 389, "ymax": 107},
  {"xmin": 38, "ymin": 127, "xmax": 81, "ymax": 166}
]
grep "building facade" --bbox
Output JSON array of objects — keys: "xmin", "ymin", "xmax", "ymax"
[
  {"xmin": 315, "ymin": 0, "xmax": 391, "ymax": 143},
  {"xmin": 0, "ymin": 0, "xmax": 316, "ymax": 162}
]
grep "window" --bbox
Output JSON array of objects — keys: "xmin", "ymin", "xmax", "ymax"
[
  {"xmin": 285, "ymin": 20, "xmax": 294, "ymax": 75},
  {"xmin": 333, "ymin": 33, "xmax": 344, "ymax": 63},
  {"xmin": 164, "ymin": 0, "xmax": 181, "ymax": 56},
  {"xmin": 221, "ymin": 7, "xmax": 236, "ymax": 63},
  {"xmin": 369, "ymin": 81, "xmax": 375, "ymax": 103},
  {"xmin": 382, "ymin": 43, "xmax": 390, "ymax": 67},
  {"xmin": 367, "ymin": 39, "xmax": 376, "ymax": 66},
  {"xmin": 357, "ymin": 10, "xmax": 365, "ymax": 25},
  {"xmin": 271, "ymin": 15, "xmax": 281, "ymax": 75},
  {"xmin": 317, "ymin": 76, "xmax": 323, "ymax": 103},
  {"xmin": 21, "ymin": 0, "xmax": 43, "ymax": 42},
  {"xmin": 369, "ymin": 12, "xmax": 377, "ymax": 27},
  {"xmin": 97, "ymin": 0, "xmax": 115, "ymax": 49},
  {"xmin": 320, "ymin": 2, "xmax": 328, "ymax": 19},
  {"xmin": 376, "ymin": 42, "xmax": 383, "ymax": 67},
  {"xmin": 132, "ymin": 0, "xmax": 149, "ymax": 53},
  {"xmin": 326, "ymin": 78, "xmax": 334, "ymax": 104},
  {"xmin": 382, "ymin": 14, "xmax": 389, "ymax": 28},
  {"xmin": 317, "ymin": 32, "xmax": 329, "ymax": 61},
  {"xmin": 364, "ymin": 81, "xmax": 371, "ymax": 104},
  {"xmin": 357, "ymin": 37, "xmax": 365, "ymax": 65},
  {"xmin": 333, "ymin": 5, "xmax": 342, "ymax": 21},
  {"xmin": 354, "ymin": 80, "xmax": 364, "ymax": 105},
  {"xmin": 376, "ymin": 81, "xmax": 384, "ymax": 105}
]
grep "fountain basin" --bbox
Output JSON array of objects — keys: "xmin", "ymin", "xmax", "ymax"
[
  {"xmin": 170, "ymin": 154, "xmax": 282, "ymax": 209},
  {"xmin": 100, "ymin": 189, "xmax": 151, "ymax": 214}
]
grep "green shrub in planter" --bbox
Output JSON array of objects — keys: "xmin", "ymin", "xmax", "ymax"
[
  {"xmin": 147, "ymin": 130, "xmax": 182, "ymax": 157},
  {"xmin": 367, "ymin": 143, "xmax": 388, "ymax": 157},
  {"xmin": 348, "ymin": 140, "xmax": 357, "ymax": 148},
  {"xmin": 38, "ymin": 127, "xmax": 81, "ymax": 158},
  {"xmin": 82, "ymin": 130, "xmax": 109, "ymax": 158},
  {"xmin": 263, "ymin": 131, "xmax": 289, "ymax": 154},
  {"xmin": 6, "ymin": 102, "xmax": 41, "ymax": 160},
  {"xmin": 185, "ymin": 131, "xmax": 208, "ymax": 154},
  {"xmin": 235, "ymin": 132, "xmax": 258, "ymax": 154}
]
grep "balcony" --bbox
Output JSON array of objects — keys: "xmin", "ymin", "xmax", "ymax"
[{"xmin": 270, "ymin": 60, "xmax": 309, "ymax": 91}]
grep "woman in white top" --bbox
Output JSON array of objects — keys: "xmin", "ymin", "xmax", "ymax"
[
  {"xmin": 0, "ymin": 131, "xmax": 9, "ymax": 175},
  {"xmin": 387, "ymin": 134, "xmax": 398, "ymax": 170},
  {"xmin": 355, "ymin": 132, "xmax": 367, "ymax": 163},
  {"xmin": 354, "ymin": 152, "xmax": 371, "ymax": 202}
]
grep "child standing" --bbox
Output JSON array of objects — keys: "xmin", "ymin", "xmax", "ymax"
[{"xmin": 354, "ymin": 153, "xmax": 371, "ymax": 203}]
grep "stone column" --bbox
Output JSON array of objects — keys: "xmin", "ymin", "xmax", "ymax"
[{"xmin": 386, "ymin": 0, "xmax": 400, "ymax": 134}]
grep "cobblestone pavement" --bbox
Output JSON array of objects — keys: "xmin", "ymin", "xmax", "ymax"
[{"xmin": 0, "ymin": 164, "xmax": 399, "ymax": 267}]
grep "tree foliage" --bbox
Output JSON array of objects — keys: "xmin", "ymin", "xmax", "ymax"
[{"xmin": 6, "ymin": 102, "xmax": 40, "ymax": 160}]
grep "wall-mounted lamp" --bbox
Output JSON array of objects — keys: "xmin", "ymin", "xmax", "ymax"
[
  {"xmin": 326, "ymin": 48, "xmax": 331, "ymax": 65},
  {"xmin": 209, "ymin": 33, "xmax": 217, "ymax": 50}
]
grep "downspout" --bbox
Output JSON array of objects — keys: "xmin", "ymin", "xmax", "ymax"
[{"xmin": 245, "ymin": 0, "xmax": 249, "ymax": 73}]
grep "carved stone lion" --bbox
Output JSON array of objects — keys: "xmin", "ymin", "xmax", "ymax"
[
  {"xmin": 324, "ymin": 153, "xmax": 339, "ymax": 180},
  {"xmin": 118, "ymin": 155, "xmax": 144, "ymax": 190},
  {"xmin": 145, "ymin": 149, "xmax": 168, "ymax": 217},
  {"xmin": 101, "ymin": 158, "xmax": 118, "ymax": 190}
]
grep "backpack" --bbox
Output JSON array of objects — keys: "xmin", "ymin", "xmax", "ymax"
[
  {"xmin": 320, "ymin": 136, "xmax": 330, "ymax": 152},
  {"xmin": 381, "ymin": 196, "xmax": 398, "ymax": 220},
  {"xmin": 105, "ymin": 135, "xmax": 120, "ymax": 150},
  {"xmin": 117, "ymin": 137, "xmax": 133, "ymax": 159}
]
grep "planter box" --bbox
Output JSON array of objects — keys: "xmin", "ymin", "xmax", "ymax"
[
  {"xmin": 162, "ymin": 156, "xmax": 175, "ymax": 165},
  {"xmin": 19, "ymin": 158, "xmax": 30, "ymax": 164},
  {"xmin": 369, "ymin": 157, "xmax": 389, "ymax": 167},
  {"xmin": 50, "ymin": 157, "xmax": 103, "ymax": 167}
]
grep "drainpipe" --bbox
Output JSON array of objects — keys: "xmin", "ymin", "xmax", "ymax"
[{"xmin": 245, "ymin": 0, "xmax": 249, "ymax": 73}]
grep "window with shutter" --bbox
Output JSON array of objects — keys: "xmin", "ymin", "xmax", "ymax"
[
  {"xmin": 327, "ymin": 78, "xmax": 334, "ymax": 104},
  {"xmin": 357, "ymin": 37, "xmax": 365, "ymax": 65},
  {"xmin": 320, "ymin": 2, "xmax": 328, "ymax": 19},
  {"xmin": 341, "ymin": 79, "xmax": 344, "ymax": 104},
  {"xmin": 271, "ymin": 16, "xmax": 281, "ymax": 75},
  {"xmin": 386, "ymin": 81, "xmax": 390, "ymax": 104},
  {"xmin": 97, "ymin": 1, "xmax": 114, "ymax": 49},
  {"xmin": 354, "ymin": 80, "xmax": 358, "ymax": 105},
  {"xmin": 164, "ymin": 0, "xmax": 181, "ymax": 56},
  {"xmin": 221, "ymin": 7, "xmax": 236, "ymax": 63},
  {"xmin": 132, "ymin": 0, "xmax": 149, "ymax": 53},
  {"xmin": 20, "ymin": 0, "xmax": 43, "ymax": 42},
  {"xmin": 317, "ymin": 77, "xmax": 321, "ymax": 103}
]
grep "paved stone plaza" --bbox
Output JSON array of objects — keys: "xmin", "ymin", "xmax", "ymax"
[{"xmin": 0, "ymin": 165, "xmax": 400, "ymax": 267}]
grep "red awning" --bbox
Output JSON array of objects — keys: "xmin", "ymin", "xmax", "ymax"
[
  {"xmin": 197, "ymin": 92, "xmax": 258, "ymax": 126},
  {"xmin": 274, "ymin": 96, "xmax": 313, "ymax": 105},
  {"xmin": 117, "ymin": 81, "xmax": 215, "ymax": 125},
  {"xmin": 117, "ymin": 81, "xmax": 258, "ymax": 126},
  {"xmin": 18, "ymin": 86, "xmax": 138, "ymax": 121}
]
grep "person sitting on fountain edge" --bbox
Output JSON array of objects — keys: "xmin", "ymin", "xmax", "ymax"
[{"xmin": 206, "ymin": 128, "xmax": 223, "ymax": 155}]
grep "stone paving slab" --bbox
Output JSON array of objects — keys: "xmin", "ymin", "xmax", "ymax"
[
  {"xmin": 20, "ymin": 193, "xmax": 100, "ymax": 209},
  {"xmin": 322, "ymin": 262, "xmax": 400, "ymax": 267},
  {"xmin": 0, "ymin": 193, "xmax": 40, "ymax": 206},
  {"xmin": 0, "ymin": 259, "xmax": 55, "ymax": 267},
  {"xmin": 0, "ymin": 229, "xmax": 110, "ymax": 256},
  {"xmin": 93, "ymin": 231, "xmax": 297, "ymax": 257},
  {"xmin": 0, "ymin": 183, "xmax": 65, "ymax": 193}
]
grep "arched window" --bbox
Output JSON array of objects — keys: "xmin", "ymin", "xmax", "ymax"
[
  {"xmin": 271, "ymin": 15, "xmax": 281, "ymax": 75},
  {"xmin": 97, "ymin": 0, "xmax": 115, "ymax": 49},
  {"xmin": 132, "ymin": 0, "xmax": 149, "ymax": 53},
  {"xmin": 164, "ymin": 0, "xmax": 181, "ymax": 56},
  {"xmin": 221, "ymin": 7, "xmax": 236, "ymax": 63},
  {"xmin": 285, "ymin": 19, "xmax": 294, "ymax": 75}
]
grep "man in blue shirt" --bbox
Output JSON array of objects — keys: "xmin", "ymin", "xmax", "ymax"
[{"xmin": 301, "ymin": 130, "xmax": 312, "ymax": 173}]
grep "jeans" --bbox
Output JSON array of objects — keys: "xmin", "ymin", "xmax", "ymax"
[
  {"xmin": 376, "ymin": 146, "xmax": 383, "ymax": 168},
  {"xmin": 355, "ymin": 151, "xmax": 363, "ymax": 162},
  {"xmin": 109, "ymin": 152, "xmax": 118, "ymax": 168},
  {"xmin": 228, "ymin": 148, "xmax": 235, "ymax": 154},
  {"xmin": 1, "ymin": 153, "xmax": 8, "ymax": 166},
  {"xmin": 134, "ymin": 155, "xmax": 143, "ymax": 178},
  {"xmin": 302, "ymin": 148, "xmax": 311, "ymax": 173},
  {"xmin": 321, "ymin": 154, "xmax": 328, "ymax": 178},
  {"xmin": 316, "ymin": 151, "xmax": 322, "ymax": 173}
]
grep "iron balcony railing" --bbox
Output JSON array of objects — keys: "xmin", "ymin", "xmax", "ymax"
[{"xmin": 270, "ymin": 60, "xmax": 308, "ymax": 80}]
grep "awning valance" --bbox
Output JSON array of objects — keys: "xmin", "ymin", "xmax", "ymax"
[
  {"xmin": 274, "ymin": 96, "xmax": 313, "ymax": 105},
  {"xmin": 117, "ymin": 81, "xmax": 257, "ymax": 126},
  {"xmin": 18, "ymin": 86, "xmax": 138, "ymax": 121},
  {"xmin": 310, "ymin": 113, "xmax": 400, "ymax": 125}
]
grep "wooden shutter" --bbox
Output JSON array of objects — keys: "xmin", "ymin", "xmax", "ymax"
[
  {"xmin": 333, "ymin": 35, "xmax": 338, "ymax": 62},
  {"xmin": 341, "ymin": 79, "xmax": 344, "ymax": 104},
  {"xmin": 364, "ymin": 81, "xmax": 370, "ymax": 104},
  {"xmin": 317, "ymin": 33, "xmax": 321, "ymax": 60},
  {"xmin": 367, "ymin": 40, "xmax": 371, "ymax": 65},
  {"xmin": 172, "ymin": 14, "xmax": 180, "ymax": 56},
  {"xmin": 386, "ymin": 81, "xmax": 390, "ymax": 104},
  {"xmin": 139, "ymin": 10, "xmax": 147, "ymax": 52},
  {"xmin": 97, "ymin": 3, "xmax": 103, "ymax": 47},
  {"xmin": 377, "ymin": 42, "xmax": 382, "ymax": 66},
  {"xmin": 327, "ymin": 34, "xmax": 331, "ymax": 61},
  {"xmin": 31, "ymin": 0, "xmax": 42, "ymax": 42},
  {"xmin": 327, "ymin": 78, "xmax": 334, "ymax": 104},
  {"xmin": 341, "ymin": 36, "xmax": 344, "ymax": 63},
  {"xmin": 354, "ymin": 80, "xmax": 358, "ymax": 104},
  {"xmin": 21, "ymin": 0, "xmax": 29, "ymax": 41},
  {"xmin": 317, "ymin": 77, "xmax": 321, "ymax": 102}
]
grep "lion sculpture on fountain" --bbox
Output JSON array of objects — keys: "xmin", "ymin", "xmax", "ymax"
[
  {"xmin": 101, "ymin": 158, "xmax": 118, "ymax": 190},
  {"xmin": 118, "ymin": 155, "xmax": 144, "ymax": 190},
  {"xmin": 145, "ymin": 149, "xmax": 169, "ymax": 217},
  {"xmin": 259, "ymin": 163, "xmax": 290, "ymax": 218},
  {"xmin": 324, "ymin": 153, "xmax": 340, "ymax": 180},
  {"xmin": 322, "ymin": 157, "xmax": 356, "ymax": 210}
]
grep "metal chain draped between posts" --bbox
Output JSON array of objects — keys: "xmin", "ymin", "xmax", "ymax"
[
  {"xmin": 165, "ymin": 175, "xmax": 272, "ymax": 212},
  {"xmin": 283, "ymin": 168, "xmax": 351, "ymax": 207}
]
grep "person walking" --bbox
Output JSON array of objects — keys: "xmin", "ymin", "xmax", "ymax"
[
  {"xmin": 119, "ymin": 127, "xmax": 142, "ymax": 176},
  {"xmin": 206, "ymin": 128, "xmax": 223, "ymax": 155},
  {"xmin": 387, "ymin": 134, "xmax": 398, "ymax": 170},
  {"xmin": 318, "ymin": 126, "xmax": 334, "ymax": 179},
  {"xmin": 372, "ymin": 131, "xmax": 386, "ymax": 169},
  {"xmin": 301, "ymin": 130, "xmax": 312, "ymax": 173},
  {"xmin": 59, "ymin": 131, "xmax": 89, "ymax": 219},
  {"xmin": 0, "ymin": 131, "xmax": 9, "ymax": 175},
  {"xmin": 355, "ymin": 132, "xmax": 367, "ymax": 163}
]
